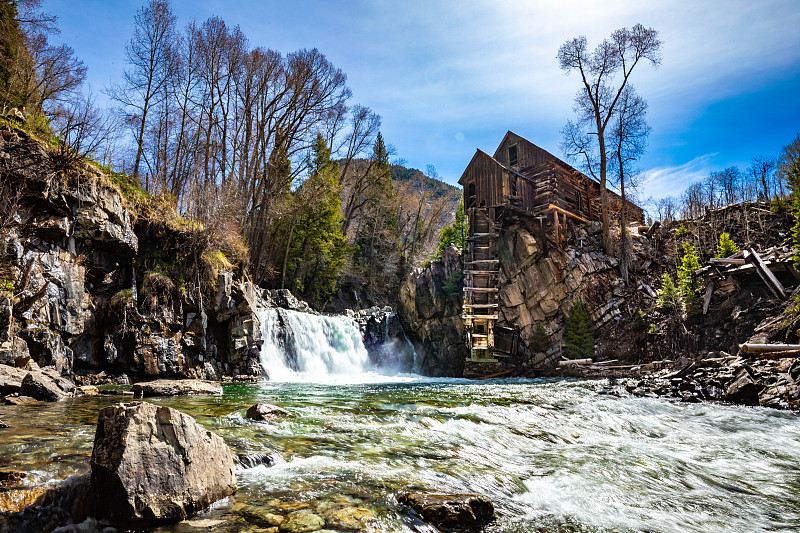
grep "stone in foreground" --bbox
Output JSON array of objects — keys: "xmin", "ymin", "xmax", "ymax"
[
  {"xmin": 398, "ymin": 492, "xmax": 494, "ymax": 531},
  {"xmin": 131, "ymin": 378, "xmax": 222, "ymax": 397},
  {"xmin": 245, "ymin": 402, "xmax": 294, "ymax": 422},
  {"xmin": 19, "ymin": 371, "xmax": 71, "ymax": 401},
  {"xmin": 91, "ymin": 401, "xmax": 236, "ymax": 526}
]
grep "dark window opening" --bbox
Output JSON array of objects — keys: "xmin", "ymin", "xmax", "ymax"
[
  {"xmin": 511, "ymin": 177, "xmax": 517, "ymax": 196},
  {"xmin": 508, "ymin": 145, "xmax": 518, "ymax": 166},
  {"xmin": 467, "ymin": 182, "xmax": 476, "ymax": 208}
]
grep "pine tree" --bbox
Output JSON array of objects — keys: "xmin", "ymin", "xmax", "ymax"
[
  {"xmin": 677, "ymin": 242, "xmax": 702, "ymax": 315},
  {"xmin": 434, "ymin": 198, "xmax": 467, "ymax": 259},
  {"xmin": 280, "ymin": 134, "xmax": 349, "ymax": 303},
  {"xmin": 563, "ymin": 301, "xmax": 595, "ymax": 360},
  {"xmin": 786, "ymin": 156, "xmax": 800, "ymax": 268},
  {"xmin": 656, "ymin": 272, "xmax": 681, "ymax": 312},
  {"xmin": 716, "ymin": 232, "xmax": 740, "ymax": 258}
]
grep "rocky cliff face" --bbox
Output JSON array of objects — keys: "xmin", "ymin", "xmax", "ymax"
[
  {"xmin": 0, "ymin": 125, "xmax": 263, "ymax": 383},
  {"xmin": 495, "ymin": 221, "xmax": 625, "ymax": 368},
  {"xmin": 400, "ymin": 220, "xmax": 630, "ymax": 377},
  {"xmin": 399, "ymin": 246, "xmax": 467, "ymax": 376}
]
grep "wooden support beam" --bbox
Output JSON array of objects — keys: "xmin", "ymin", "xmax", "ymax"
[
  {"xmin": 744, "ymin": 248, "xmax": 786, "ymax": 299},
  {"xmin": 554, "ymin": 210, "xmax": 561, "ymax": 249}
]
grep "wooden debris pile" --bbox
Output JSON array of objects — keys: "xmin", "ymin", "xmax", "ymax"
[{"xmin": 698, "ymin": 245, "xmax": 799, "ymax": 312}]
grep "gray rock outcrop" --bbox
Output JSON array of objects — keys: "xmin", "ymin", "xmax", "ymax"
[
  {"xmin": 0, "ymin": 125, "xmax": 266, "ymax": 385},
  {"xmin": 91, "ymin": 401, "xmax": 236, "ymax": 526},
  {"xmin": 131, "ymin": 379, "xmax": 223, "ymax": 397},
  {"xmin": 399, "ymin": 246, "xmax": 467, "ymax": 376}
]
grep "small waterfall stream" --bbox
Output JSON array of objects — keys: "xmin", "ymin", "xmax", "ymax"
[{"xmin": 257, "ymin": 308, "xmax": 371, "ymax": 382}]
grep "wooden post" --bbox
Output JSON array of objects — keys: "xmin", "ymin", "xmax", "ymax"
[
  {"xmin": 554, "ymin": 210, "xmax": 561, "ymax": 249},
  {"xmin": 702, "ymin": 282, "xmax": 714, "ymax": 315}
]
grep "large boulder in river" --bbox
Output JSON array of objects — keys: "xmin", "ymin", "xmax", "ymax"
[
  {"xmin": 725, "ymin": 370, "xmax": 763, "ymax": 405},
  {"xmin": 398, "ymin": 493, "xmax": 495, "ymax": 531},
  {"xmin": 132, "ymin": 378, "xmax": 222, "ymax": 397},
  {"xmin": 245, "ymin": 402, "xmax": 294, "ymax": 422},
  {"xmin": 91, "ymin": 401, "xmax": 236, "ymax": 526},
  {"xmin": 19, "ymin": 370, "xmax": 74, "ymax": 401}
]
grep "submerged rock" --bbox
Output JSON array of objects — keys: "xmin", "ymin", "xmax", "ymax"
[
  {"xmin": 0, "ymin": 486, "xmax": 48, "ymax": 513},
  {"xmin": 236, "ymin": 452, "xmax": 275, "ymax": 469},
  {"xmin": 131, "ymin": 378, "xmax": 222, "ymax": 397},
  {"xmin": 0, "ymin": 473, "xmax": 96, "ymax": 533},
  {"xmin": 398, "ymin": 492, "xmax": 495, "ymax": 532},
  {"xmin": 246, "ymin": 403, "xmax": 294, "ymax": 422},
  {"xmin": 325, "ymin": 506, "xmax": 377, "ymax": 530},
  {"xmin": 3, "ymin": 395, "xmax": 39, "ymax": 406},
  {"xmin": 90, "ymin": 401, "xmax": 236, "ymax": 526},
  {"xmin": 279, "ymin": 509, "xmax": 325, "ymax": 533}
]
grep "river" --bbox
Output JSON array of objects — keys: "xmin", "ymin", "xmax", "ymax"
[{"xmin": 1, "ymin": 309, "xmax": 799, "ymax": 531}]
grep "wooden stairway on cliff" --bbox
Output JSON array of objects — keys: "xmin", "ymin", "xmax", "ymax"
[{"xmin": 463, "ymin": 207, "xmax": 500, "ymax": 362}]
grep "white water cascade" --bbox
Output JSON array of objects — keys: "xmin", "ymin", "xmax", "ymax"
[{"xmin": 256, "ymin": 308, "xmax": 372, "ymax": 382}]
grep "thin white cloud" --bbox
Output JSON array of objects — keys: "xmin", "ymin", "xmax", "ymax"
[{"xmin": 639, "ymin": 154, "xmax": 719, "ymax": 200}]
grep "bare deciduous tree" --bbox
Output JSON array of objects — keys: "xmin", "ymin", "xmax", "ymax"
[
  {"xmin": 610, "ymin": 86, "xmax": 649, "ymax": 282},
  {"xmin": 107, "ymin": 0, "xmax": 176, "ymax": 182},
  {"xmin": 558, "ymin": 23, "xmax": 662, "ymax": 254}
]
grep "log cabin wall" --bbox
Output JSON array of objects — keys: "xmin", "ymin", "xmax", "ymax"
[
  {"xmin": 493, "ymin": 131, "xmax": 554, "ymax": 170},
  {"xmin": 460, "ymin": 131, "xmax": 644, "ymax": 223},
  {"xmin": 461, "ymin": 150, "xmax": 516, "ymax": 210}
]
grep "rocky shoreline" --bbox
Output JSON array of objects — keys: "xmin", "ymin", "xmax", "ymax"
[{"xmin": 622, "ymin": 351, "xmax": 800, "ymax": 410}]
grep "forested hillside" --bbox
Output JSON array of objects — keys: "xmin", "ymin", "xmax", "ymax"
[{"xmin": 0, "ymin": 0, "xmax": 461, "ymax": 309}]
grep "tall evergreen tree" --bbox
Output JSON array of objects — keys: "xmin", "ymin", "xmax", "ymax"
[
  {"xmin": 563, "ymin": 300, "xmax": 595, "ymax": 360},
  {"xmin": 281, "ymin": 133, "xmax": 349, "ymax": 303}
]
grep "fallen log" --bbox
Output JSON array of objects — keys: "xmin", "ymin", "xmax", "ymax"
[
  {"xmin": 559, "ymin": 358, "xmax": 593, "ymax": 366},
  {"xmin": 475, "ymin": 369, "xmax": 514, "ymax": 380},
  {"xmin": 747, "ymin": 350, "xmax": 800, "ymax": 360},
  {"xmin": 709, "ymin": 258, "xmax": 747, "ymax": 265},
  {"xmin": 739, "ymin": 343, "xmax": 800, "ymax": 354}
]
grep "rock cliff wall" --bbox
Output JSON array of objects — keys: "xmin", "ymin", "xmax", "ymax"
[
  {"xmin": 495, "ymin": 221, "xmax": 625, "ymax": 368},
  {"xmin": 0, "ymin": 125, "xmax": 263, "ymax": 382},
  {"xmin": 399, "ymin": 247, "xmax": 467, "ymax": 376},
  {"xmin": 400, "ymin": 220, "xmax": 630, "ymax": 376}
]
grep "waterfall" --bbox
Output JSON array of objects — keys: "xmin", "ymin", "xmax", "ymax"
[{"xmin": 257, "ymin": 308, "xmax": 371, "ymax": 382}]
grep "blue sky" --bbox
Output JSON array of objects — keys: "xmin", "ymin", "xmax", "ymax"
[{"xmin": 46, "ymin": 0, "xmax": 800, "ymax": 201}]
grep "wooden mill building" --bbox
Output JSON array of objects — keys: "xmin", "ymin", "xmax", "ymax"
[{"xmin": 458, "ymin": 131, "xmax": 643, "ymax": 363}]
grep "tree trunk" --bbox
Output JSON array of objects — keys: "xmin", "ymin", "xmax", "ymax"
[
  {"xmin": 618, "ymin": 151, "xmax": 629, "ymax": 284},
  {"xmin": 597, "ymin": 128, "xmax": 612, "ymax": 255},
  {"xmin": 280, "ymin": 218, "xmax": 298, "ymax": 290}
]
